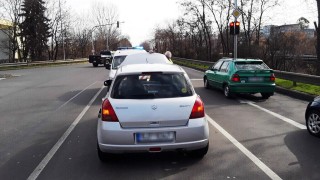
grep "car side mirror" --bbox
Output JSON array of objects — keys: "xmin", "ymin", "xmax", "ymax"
[
  {"xmin": 105, "ymin": 64, "xmax": 111, "ymax": 70},
  {"xmin": 104, "ymin": 80, "xmax": 112, "ymax": 87}
]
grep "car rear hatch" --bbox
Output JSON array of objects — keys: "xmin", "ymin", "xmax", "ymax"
[
  {"xmin": 109, "ymin": 96, "xmax": 196, "ymax": 128},
  {"xmin": 234, "ymin": 61, "xmax": 274, "ymax": 84},
  {"xmin": 235, "ymin": 70, "xmax": 274, "ymax": 83}
]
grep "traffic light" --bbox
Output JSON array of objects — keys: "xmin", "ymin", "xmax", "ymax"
[
  {"xmin": 117, "ymin": 21, "xmax": 119, "ymax": 28},
  {"xmin": 235, "ymin": 21, "xmax": 240, "ymax": 35},
  {"xmin": 229, "ymin": 22, "xmax": 235, "ymax": 35},
  {"xmin": 230, "ymin": 21, "xmax": 240, "ymax": 35}
]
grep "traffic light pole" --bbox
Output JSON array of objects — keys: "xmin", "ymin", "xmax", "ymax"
[{"xmin": 234, "ymin": 0, "xmax": 238, "ymax": 60}]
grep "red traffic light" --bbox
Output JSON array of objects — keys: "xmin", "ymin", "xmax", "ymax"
[{"xmin": 230, "ymin": 21, "xmax": 240, "ymax": 35}]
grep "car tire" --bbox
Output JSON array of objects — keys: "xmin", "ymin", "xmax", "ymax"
[
  {"xmin": 189, "ymin": 143, "xmax": 209, "ymax": 158},
  {"xmin": 261, "ymin": 93, "xmax": 271, "ymax": 99},
  {"xmin": 93, "ymin": 63, "xmax": 98, "ymax": 67},
  {"xmin": 97, "ymin": 143, "xmax": 116, "ymax": 162},
  {"xmin": 223, "ymin": 85, "xmax": 233, "ymax": 98},
  {"xmin": 204, "ymin": 77, "xmax": 210, "ymax": 89},
  {"xmin": 306, "ymin": 110, "xmax": 320, "ymax": 137}
]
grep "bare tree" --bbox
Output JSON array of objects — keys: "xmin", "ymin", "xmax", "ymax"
[
  {"xmin": 204, "ymin": 0, "xmax": 232, "ymax": 56},
  {"xmin": 90, "ymin": 2, "xmax": 120, "ymax": 51}
]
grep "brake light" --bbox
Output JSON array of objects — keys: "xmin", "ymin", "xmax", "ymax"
[
  {"xmin": 101, "ymin": 99, "xmax": 119, "ymax": 122},
  {"xmin": 189, "ymin": 97, "xmax": 205, "ymax": 119},
  {"xmin": 270, "ymin": 73, "xmax": 276, "ymax": 81},
  {"xmin": 231, "ymin": 74, "xmax": 240, "ymax": 82}
]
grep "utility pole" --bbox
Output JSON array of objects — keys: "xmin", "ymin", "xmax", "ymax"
[
  {"xmin": 234, "ymin": 0, "xmax": 238, "ymax": 60},
  {"xmin": 59, "ymin": 0, "xmax": 66, "ymax": 60}
]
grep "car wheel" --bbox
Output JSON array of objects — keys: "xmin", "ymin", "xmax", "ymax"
[
  {"xmin": 97, "ymin": 143, "xmax": 116, "ymax": 162},
  {"xmin": 306, "ymin": 110, "xmax": 320, "ymax": 137},
  {"xmin": 261, "ymin": 93, "xmax": 271, "ymax": 99},
  {"xmin": 93, "ymin": 63, "xmax": 98, "ymax": 67},
  {"xmin": 223, "ymin": 85, "xmax": 233, "ymax": 98},
  {"xmin": 204, "ymin": 77, "xmax": 210, "ymax": 89},
  {"xmin": 189, "ymin": 143, "xmax": 209, "ymax": 158}
]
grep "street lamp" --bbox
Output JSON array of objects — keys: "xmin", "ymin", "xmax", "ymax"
[{"xmin": 90, "ymin": 21, "xmax": 124, "ymax": 53}]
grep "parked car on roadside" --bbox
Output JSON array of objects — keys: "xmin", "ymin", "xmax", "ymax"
[
  {"xmin": 97, "ymin": 63, "xmax": 209, "ymax": 161},
  {"xmin": 305, "ymin": 96, "xmax": 320, "ymax": 137},
  {"xmin": 203, "ymin": 58, "xmax": 276, "ymax": 99}
]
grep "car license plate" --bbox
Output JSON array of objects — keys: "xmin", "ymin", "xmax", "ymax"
[
  {"xmin": 135, "ymin": 132, "xmax": 175, "ymax": 143},
  {"xmin": 249, "ymin": 77, "xmax": 263, "ymax": 82}
]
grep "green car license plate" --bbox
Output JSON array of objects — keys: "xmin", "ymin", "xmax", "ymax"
[
  {"xmin": 135, "ymin": 132, "xmax": 175, "ymax": 143},
  {"xmin": 248, "ymin": 77, "xmax": 263, "ymax": 82}
]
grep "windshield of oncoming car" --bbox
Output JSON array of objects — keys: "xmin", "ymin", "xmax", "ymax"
[
  {"xmin": 235, "ymin": 61, "xmax": 270, "ymax": 70},
  {"xmin": 112, "ymin": 55, "xmax": 127, "ymax": 69},
  {"xmin": 111, "ymin": 73, "xmax": 193, "ymax": 99}
]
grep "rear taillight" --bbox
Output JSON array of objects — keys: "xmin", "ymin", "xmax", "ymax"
[
  {"xmin": 189, "ymin": 97, "xmax": 205, "ymax": 119},
  {"xmin": 231, "ymin": 74, "xmax": 240, "ymax": 82},
  {"xmin": 101, "ymin": 99, "xmax": 119, "ymax": 122},
  {"xmin": 270, "ymin": 73, "xmax": 276, "ymax": 81}
]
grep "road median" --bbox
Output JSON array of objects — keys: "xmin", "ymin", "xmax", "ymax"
[{"xmin": 0, "ymin": 58, "xmax": 88, "ymax": 71}]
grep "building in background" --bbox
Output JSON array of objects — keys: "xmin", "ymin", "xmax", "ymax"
[
  {"xmin": 261, "ymin": 24, "xmax": 315, "ymax": 38},
  {"xmin": 0, "ymin": 19, "xmax": 12, "ymax": 62}
]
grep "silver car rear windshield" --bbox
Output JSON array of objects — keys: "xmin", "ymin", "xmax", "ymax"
[
  {"xmin": 235, "ymin": 61, "xmax": 269, "ymax": 70},
  {"xmin": 111, "ymin": 72, "xmax": 193, "ymax": 99}
]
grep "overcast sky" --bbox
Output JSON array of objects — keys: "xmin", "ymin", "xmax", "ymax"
[{"xmin": 66, "ymin": 0, "xmax": 318, "ymax": 46}]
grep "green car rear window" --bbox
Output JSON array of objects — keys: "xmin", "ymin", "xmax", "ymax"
[{"xmin": 235, "ymin": 61, "xmax": 269, "ymax": 70}]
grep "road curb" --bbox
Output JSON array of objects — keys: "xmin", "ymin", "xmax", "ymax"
[{"xmin": 275, "ymin": 86, "xmax": 316, "ymax": 101}]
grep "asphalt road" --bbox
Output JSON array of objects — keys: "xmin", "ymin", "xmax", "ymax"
[{"xmin": 0, "ymin": 63, "xmax": 319, "ymax": 180}]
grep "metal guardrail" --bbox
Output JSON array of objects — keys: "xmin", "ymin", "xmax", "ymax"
[
  {"xmin": 0, "ymin": 59, "xmax": 88, "ymax": 69},
  {"xmin": 173, "ymin": 57, "xmax": 320, "ymax": 86}
]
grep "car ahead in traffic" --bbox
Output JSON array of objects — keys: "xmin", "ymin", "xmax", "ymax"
[
  {"xmin": 106, "ymin": 49, "xmax": 146, "ymax": 80},
  {"xmin": 89, "ymin": 50, "xmax": 112, "ymax": 67},
  {"xmin": 305, "ymin": 96, "xmax": 320, "ymax": 137},
  {"xmin": 121, "ymin": 52, "xmax": 173, "ymax": 66},
  {"xmin": 97, "ymin": 63, "xmax": 209, "ymax": 161},
  {"xmin": 203, "ymin": 58, "xmax": 276, "ymax": 99}
]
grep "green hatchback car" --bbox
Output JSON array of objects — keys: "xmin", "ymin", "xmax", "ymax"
[{"xmin": 203, "ymin": 58, "xmax": 276, "ymax": 99}]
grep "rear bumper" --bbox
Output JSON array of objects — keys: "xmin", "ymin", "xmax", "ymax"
[
  {"xmin": 97, "ymin": 118, "xmax": 209, "ymax": 153},
  {"xmin": 230, "ymin": 83, "xmax": 275, "ymax": 93}
]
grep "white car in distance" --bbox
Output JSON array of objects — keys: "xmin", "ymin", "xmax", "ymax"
[
  {"xmin": 97, "ymin": 63, "xmax": 209, "ymax": 161},
  {"xmin": 106, "ymin": 49, "xmax": 146, "ymax": 80}
]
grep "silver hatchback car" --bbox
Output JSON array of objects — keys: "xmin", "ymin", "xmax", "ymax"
[{"xmin": 97, "ymin": 63, "xmax": 209, "ymax": 161}]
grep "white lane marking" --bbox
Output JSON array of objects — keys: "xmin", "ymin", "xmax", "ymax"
[
  {"xmin": 56, "ymin": 82, "xmax": 97, "ymax": 111},
  {"xmin": 206, "ymin": 115, "xmax": 282, "ymax": 180},
  {"xmin": 190, "ymin": 79, "xmax": 203, "ymax": 81},
  {"xmin": 239, "ymin": 100, "xmax": 306, "ymax": 130},
  {"xmin": 27, "ymin": 85, "xmax": 105, "ymax": 180}
]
